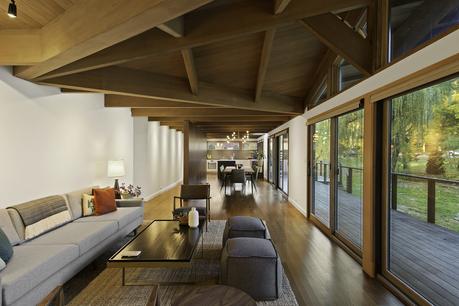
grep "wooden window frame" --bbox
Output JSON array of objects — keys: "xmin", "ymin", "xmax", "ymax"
[{"xmin": 379, "ymin": 73, "xmax": 459, "ymax": 305}]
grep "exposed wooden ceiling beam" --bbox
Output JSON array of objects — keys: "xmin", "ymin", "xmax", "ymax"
[
  {"xmin": 181, "ymin": 49, "xmax": 199, "ymax": 95},
  {"xmin": 304, "ymin": 9, "xmax": 368, "ymax": 107},
  {"xmin": 255, "ymin": 29, "xmax": 276, "ymax": 102},
  {"xmin": 105, "ymin": 95, "xmax": 219, "ymax": 108},
  {"xmin": 37, "ymin": 0, "xmax": 371, "ymax": 80},
  {"xmin": 274, "ymin": 0, "xmax": 292, "ymax": 14},
  {"xmin": 13, "ymin": 0, "xmax": 213, "ymax": 80},
  {"xmin": 195, "ymin": 121, "xmax": 282, "ymax": 126},
  {"xmin": 40, "ymin": 67, "xmax": 303, "ymax": 114},
  {"xmin": 303, "ymin": 49, "xmax": 336, "ymax": 106},
  {"xmin": 157, "ymin": 17, "xmax": 185, "ymax": 38},
  {"xmin": 131, "ymin": 108, "xmax": 288, "ymax": 117},
  {"xmin": 198, "ymin": 125, "xmax": 278, "ymax": 129},
  {"xmin": 60, "ymin": 88, "xmax": 93, "ymax": 93},
  {"xmin": 148, "ymin": 116, "xmax": 291, "ymax": 122},
  {"xmin": 205, "ymin": 132, "xmax": 265, "ymax": 138},
  {"xmin": 199, "ymin": 128, "xmax": 272, "ymax": 133},
  {"xmin": 300, "ymin": 13, "xmax": 372, "ymax": 76}
]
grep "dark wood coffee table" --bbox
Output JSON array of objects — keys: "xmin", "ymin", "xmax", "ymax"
[{"xmin": 108, "ymin": 219, "xmax": 204, "ymax": 286}]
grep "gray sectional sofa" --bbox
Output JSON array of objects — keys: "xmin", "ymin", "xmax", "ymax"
[{"xmin": 0, "ymin": 187, "xmax": 144, "ymax": 306}]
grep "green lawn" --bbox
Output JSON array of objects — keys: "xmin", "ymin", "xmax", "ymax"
[{"xmin": 395, "ymin": 178, "xmax": 458, "ymax": 232}]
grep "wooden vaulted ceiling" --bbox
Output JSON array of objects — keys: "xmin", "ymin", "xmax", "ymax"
[{"xmin": 0, "ymin": 0, "xmax": 373, "ymax": 138}]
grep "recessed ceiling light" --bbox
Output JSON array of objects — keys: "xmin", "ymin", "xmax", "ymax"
[{"xmin": 8, "ymin": 0, "xmax": 17, "ymax": 18}]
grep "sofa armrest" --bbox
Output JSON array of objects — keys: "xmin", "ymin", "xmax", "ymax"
[{"xmin": 116, "ymin": 198, "xmax": 144, "ymax": 208}]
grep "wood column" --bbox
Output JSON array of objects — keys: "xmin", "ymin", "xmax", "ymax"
[{"xmin": 362, "ymin": 97, "xmax": 377, "ymax": 277}]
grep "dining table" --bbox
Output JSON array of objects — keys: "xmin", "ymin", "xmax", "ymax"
[{"xmin": 221, "ymin": 166, "xmax": 256, "ymax": 193}]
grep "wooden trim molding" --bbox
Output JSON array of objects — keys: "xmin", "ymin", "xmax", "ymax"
[{"xmin": 306, "ymin": 99, "xmax": 362, "ymax": 125}]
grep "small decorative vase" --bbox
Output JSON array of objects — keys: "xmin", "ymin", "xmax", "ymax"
[
  {"xmin": 121, "ymin": 193, "xmax": 133, "ymax": 199},
  {"xmin": 188, "ymin": 207, "xmax": 199, "ymax": 228}
]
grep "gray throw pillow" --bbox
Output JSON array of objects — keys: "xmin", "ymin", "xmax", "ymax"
[{"xmin": 0, "ymin": 228, "xmax": 13, "ymax": 263}]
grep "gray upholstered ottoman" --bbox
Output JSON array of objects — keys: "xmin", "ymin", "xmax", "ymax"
[
  {"xmin": 220, "ymin": 237, "xmax": 282, "ymax": 301},
  {"xmin": 222, "ymin": 216, "xmax": 269, "ymax": 246}
]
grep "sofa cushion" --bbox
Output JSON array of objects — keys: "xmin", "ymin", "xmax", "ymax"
[
  {"xmin": 93, "ymin": 188, "xmax": 117, "ymax": 215},
  {"xmin": 0, "ymin": 228, "xmax": 13, "ymax": 263},
  {"xmin": 0, "ymin": 209, "xmax": 21, "ymax": 245},
  {"xmin": 6, "ymin": 209, "xmax": 25, "ymax": 241},
  {"xmin": 65, "ymin": 186, "xmax": 98, "ymax": 220},
  {"xmin": 27, "ymin": 221, "xmax": 117, "ymax": 255},
  {"xmin": 1, "ymin": 244, "xmax": 79, "ymax": 305},
  {"xmin": 8, "ymin": 195, "xmax": 72, "ymax": 240},
  {"xmin": 75, "ymin": 207, "xmax": 143, "ymax": 230}
]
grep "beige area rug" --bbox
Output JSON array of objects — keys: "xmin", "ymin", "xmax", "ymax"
[{"xmin": 66, "ymin": 221, "xmax": 298, "ymax": 306}]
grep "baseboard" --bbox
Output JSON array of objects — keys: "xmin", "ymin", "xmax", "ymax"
[
  {"xmin": 288, "ymin": 197, "xmax": 307, "ymax": 216},
  {"xmin": 144, "ymin": 179, "xmax": 183, "ymax": 201}
]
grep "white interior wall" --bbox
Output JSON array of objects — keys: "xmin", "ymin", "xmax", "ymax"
[
  {"xmin": 0, "ymin": 66, "xmax": 134, "ymax": 206},
  {"xmin": 264, "ymin": 116, "xmax": 308, "ymax": 215},
  {"xmin": 133, "ymin": 118, "xmax": 183, "ymax": 200}
]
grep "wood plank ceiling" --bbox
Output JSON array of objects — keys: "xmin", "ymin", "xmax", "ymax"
[
  {"xmin": 1, "ymin": 0, "xmax": 374, "ymax": 138},
  {"xmin": 0, "ymin": 0, "xmax": 75, "ymax": 29}
]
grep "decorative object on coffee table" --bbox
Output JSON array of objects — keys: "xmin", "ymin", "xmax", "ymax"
[
  {"xmin": 188, "ymin": 207, "xmax": 199, "ymax": 228},
  {"xmin": 107, "ymin": 160, "xmax": 125, "ymax": 198},
  {"xmin": 172, "ymin": 285, "xmax": 256, "ymax": 306}
]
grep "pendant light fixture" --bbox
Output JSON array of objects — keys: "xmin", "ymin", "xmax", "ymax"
[{"xmin": 8, "ymin": 0, "xmax": 17, "ymax": 18}]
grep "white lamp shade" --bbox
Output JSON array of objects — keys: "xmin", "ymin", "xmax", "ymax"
[{"xmin": 107, "ymin": 160, "xmax": 125, "ymax": 178}]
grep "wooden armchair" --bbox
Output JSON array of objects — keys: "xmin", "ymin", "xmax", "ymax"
[{"xmin": 173, "ymin": 184, "xmax": 211, "ymax": 231}]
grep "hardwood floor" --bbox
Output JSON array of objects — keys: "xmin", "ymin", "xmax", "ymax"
[{"xmin": 144, "ymin": 174, "xmax": 402, "ymax": 306}]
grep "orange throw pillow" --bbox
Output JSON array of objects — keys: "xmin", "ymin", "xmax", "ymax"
[{"xmin": 93, "ymin": 188, "xmax": 117, "ymax": 215}]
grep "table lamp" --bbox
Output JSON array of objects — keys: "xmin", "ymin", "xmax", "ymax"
[{"xmin": 107, "ymin": 160, "xmax": 125, "ymax": 192}]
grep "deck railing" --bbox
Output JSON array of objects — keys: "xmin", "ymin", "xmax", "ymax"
[
  {"xmin": 314, "ymin": 162, "xmax": 362, "ymax": 194},
  {"xmin": 313, "ymin": 161, "xmax": 459, "ymax": 225},
  {"xmin": 391, "ymin": 172, "xmax": 459, "ymax": 224}
]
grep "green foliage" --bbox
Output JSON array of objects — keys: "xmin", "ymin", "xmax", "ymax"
[
  {"xmin": 391, "ymin": 76, "xmax": 459, "ymax": 180},
  {"xmin": 426, "ymin": 149, "xmax": 445, "ymax": 175}
]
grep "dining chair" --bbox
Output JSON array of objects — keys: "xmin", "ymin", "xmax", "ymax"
[
  {"xmin": 246, "ymin": 166, "xmax": 260, "ymax": 192},
  {"xmin": 226, "ymin": 169, "xmax": 246, "ymax": 195},
  {"xmin": 173, "ymin": 184, "xmax": 211, "ymax": 231}
]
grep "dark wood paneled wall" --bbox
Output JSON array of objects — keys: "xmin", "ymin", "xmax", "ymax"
[{"xmin": 183, "ymin": 121, "xmax": 207, "ymax": 184}]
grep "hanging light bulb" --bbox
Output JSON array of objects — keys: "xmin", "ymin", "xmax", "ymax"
[{"xmin": 8, "ymin": 0, "xmax": 17, "ymax": 18}]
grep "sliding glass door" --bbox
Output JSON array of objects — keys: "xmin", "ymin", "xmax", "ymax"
[
  {"xmin": 276, "ymin": 130, "xmax": 289, "ymax": 194},
  {"xmin": 336, "ymin": 109, "xmax": 364, "ymax": 249},
  {"xmin": 268, "ymin": 136, "xmax": 274, "ymax": 184},
  {"xmin": 382, "ymin": 76, "xmax": 459, "ymax": 305},
  {"xmin": 309, "ymin": 109, "xmax": 364, "ymax": 252},
  {"xmin": 311, "ymin": 119, "xmax": 331, "ymax": 227}
]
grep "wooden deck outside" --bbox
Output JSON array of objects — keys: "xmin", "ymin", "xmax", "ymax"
[{"xmin": 312, "ymin": 181, "xmax": 459, "ymax": 306}]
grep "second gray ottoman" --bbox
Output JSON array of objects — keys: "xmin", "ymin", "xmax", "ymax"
[
  {"xmin": 222, "ymin": 216, "xmax": 268, "ymax": 246},
  {"xmin": 220, "ymin": 237, "xmax": 282, "ymax": 301}
]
